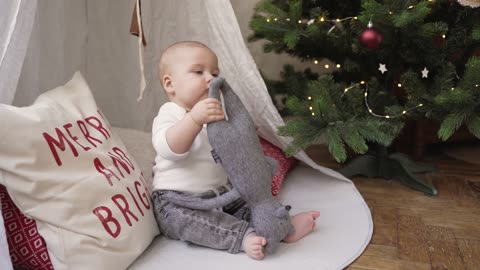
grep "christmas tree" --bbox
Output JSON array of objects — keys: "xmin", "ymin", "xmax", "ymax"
[{"xmin": 249, "ymin": 0, "xmax": 480, "ymax": 195}]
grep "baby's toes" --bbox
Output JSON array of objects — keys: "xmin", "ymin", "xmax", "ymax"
[
  {"xmin": 252, "ymin": 237, "xmax": 267, "ymax": 246},
  {"xmin": 252, "ymin": 245, "xmax": 263, "ymax": 252},
  {"xmin": 310, "ymin": 211, "xmax": 320, "ymax": 220},
  {"xmin": 252, "ymin": 250, "xmax": 265, "ymax": 260}
]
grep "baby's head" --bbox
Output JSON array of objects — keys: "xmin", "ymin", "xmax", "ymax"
[{"xmin": 159, "ymin": 41, "xmax": 219, "ymax": 110}]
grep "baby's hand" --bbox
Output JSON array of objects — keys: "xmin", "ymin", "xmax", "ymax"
[{"xmin": 189, "ymin": 98, "xmax": 224, "ymax": 126}]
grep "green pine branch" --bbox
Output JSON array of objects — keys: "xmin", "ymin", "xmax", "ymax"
[{"xmin": 250, "ymin": 0, "xmax": 480, "ymax": 162}]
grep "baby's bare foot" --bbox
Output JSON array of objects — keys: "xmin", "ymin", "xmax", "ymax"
[
  {"xmin": 283, "ymin": 211, "xmax": 320, "ymax": 243},
  {"xmin": 243, "ymin": 232, "xmax": 267, "ymax": 260}
]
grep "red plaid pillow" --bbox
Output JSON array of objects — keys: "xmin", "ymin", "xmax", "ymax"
[
  {"xmin": 259, "ymin": 137, "xmax": 298, "ymax": 196},
  {"xmin": 0, "ymin": 185, "xmax": 53, "ymax": 270}
]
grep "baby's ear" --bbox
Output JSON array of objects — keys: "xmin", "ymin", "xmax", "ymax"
[{"xmin": 162, "ymin": 74, "xmax": 174, "ymax": 95}]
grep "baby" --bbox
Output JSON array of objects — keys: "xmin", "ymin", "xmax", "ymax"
[{"xmin": 151, "ymin": 41, "xmax": 320, "ymax": 260}]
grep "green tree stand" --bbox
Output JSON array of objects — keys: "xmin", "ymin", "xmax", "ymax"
[{"xmin": 337, "ymin": 144, "xmax": 438, "ymax": 196}]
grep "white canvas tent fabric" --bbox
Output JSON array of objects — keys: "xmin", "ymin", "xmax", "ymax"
[
  {"xmin": 0, "ymin": 1, "xmax": 36, "ymax": 268},
  {"xmin": 0, "ymin": 0, "xmax": 36, "ymax": 105},
  {"xmin": 0, "ymin": 0, "xmax": 373, "ymax": 269}
]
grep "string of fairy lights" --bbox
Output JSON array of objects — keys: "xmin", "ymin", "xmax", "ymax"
[
  {"xmin": 307, "ymin": 81, "xmax": 479, "ymax": 119},
  {"xmin": 261, "ymin": 0, "xmax": 465, "ymax": 119},
  {"xmin": 306, "ymin": 83, "xmax": 424, "ymax": 119},
  {"xmin": 341, "ymin": 83, "xmax": 424, "ymax": 119},
  {"xmin": 265, "ymin": 15, "xmax": 359, "ymax": 69},
  {"xmin": 263, "ymin": 0, "xmax": 444, "ymax": 70}
]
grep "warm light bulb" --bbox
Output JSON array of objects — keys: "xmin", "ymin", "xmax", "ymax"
[
  {"xmin": 336, "ymin": 64, "xmax": 341, "ymax": 68},
  {"xmin": 286, "ymin": 18, "xmax": 290, "ymax": 21},
  {"xmin": 314, "ymin": 60, "xmax": 319, "ymax": 64},
  {"xmin": 266, "ymin": 18, "xmax": 271, "ymax": 22},
  {"xmin": 369, "ymin": 109, "xmax": 373, "ymax": 113},
  {"xmin": 397, "ymin": 83, "xmax": 402, "ymax": 87},
  {"xmin": 402, "ymin": 110, "xmax": 407, "ymax": 114},
  {"xmin": 360, "ymin": 81, "xmax": 365, "ymax": 84},
  {"xmin": 324, "ymin": 64, "xmax": 330, "ymax": 69},
  {"xmin": 320, "ymin": 17, "xmax": 325, "ymax": 22},
  {"xmin": 308, "ymin": 96, "xmax": 312, "ymax": 100},
  {"xmin": 298, "ymin": 20, "xmax": 302, "ymax": 24},
  {"xmin": 309, "ymin": 106, "xmax": 313, "ymax": 110},
  {"xmin": 408, "ymin": 5, "xmax": 414, "ymax": 9},
  {"xmin": 385, "ymin": 115, "xmax": 391, "ymax": 119},
  {"xmin": 419, "ymin": 103, "xmax": 424, "ymax": 107},
  {"xmin": 442, "ymin": 34, "xmax": 446, "ymax": 39},
  {"xmin": 312, "ymin": 112, "xmax": 315, "ymax": 116},
  {"xmin": 274, "ymin": 18, "xmax": 278, "ymax": 21}
]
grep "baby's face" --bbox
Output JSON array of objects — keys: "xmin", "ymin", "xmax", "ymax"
[{"xmin": 166, "ymin": 46, "xmax": 219, "ymax": 110}]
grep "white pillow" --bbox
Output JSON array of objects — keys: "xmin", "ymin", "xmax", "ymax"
[
  {"xmin": 112, "ymin": 127, "xmax": 156, "ymax": 189},
  {"xmin": 0, "ymin": 72, "xmax": 159, "ymax": 270}
]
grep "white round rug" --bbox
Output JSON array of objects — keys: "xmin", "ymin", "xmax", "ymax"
[{"xmin": 128, "ymin": 165, "xmax": 372, "ymax": 270}]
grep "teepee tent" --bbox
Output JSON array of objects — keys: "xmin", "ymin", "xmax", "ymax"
[{"xmin": 1, "ymin": 1, "xmax": 372, "ymax": 269}]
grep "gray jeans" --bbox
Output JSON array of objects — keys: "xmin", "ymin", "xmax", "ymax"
[{"xmin": 152, "ymin": 185, "xmax": 251, "ymax": 254}]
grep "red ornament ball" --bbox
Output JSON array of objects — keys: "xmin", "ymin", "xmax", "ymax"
[{"xmin": 359, "ymin": 27, "xmax": 383, "ymax": 49}]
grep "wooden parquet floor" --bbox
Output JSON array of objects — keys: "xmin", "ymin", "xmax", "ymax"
[{"xmin": 305, "ymin": 145, "xmax": 480, "ymax": 270}]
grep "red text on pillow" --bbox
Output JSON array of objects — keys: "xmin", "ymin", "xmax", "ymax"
[
  {"xmin": 42, "ymin": 111, "xmax": 111, "ymax": 166},
  {"xmin": 40, "ymin": 110, "xmax": 153, "ymax": 239}
]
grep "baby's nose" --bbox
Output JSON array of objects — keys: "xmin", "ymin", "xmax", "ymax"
[
  {"xmin": 206, "ymin": 74, "xmax": 215, "ymax": 88},
  {"xmin": 206, "ymin": 73, "xmax": 214, "ymax": 82}
]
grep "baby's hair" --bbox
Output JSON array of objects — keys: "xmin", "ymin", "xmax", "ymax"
[{"xmin": 159, "ymin": 41, "xmax": 212, "ymax": 80}]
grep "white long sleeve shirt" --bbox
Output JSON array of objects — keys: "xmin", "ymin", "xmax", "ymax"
[{"xmin": 151, "ymin": 102, "xmax": 227, "ymax": 194}]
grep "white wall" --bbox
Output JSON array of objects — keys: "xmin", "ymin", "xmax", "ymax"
[{"xmin": 230, "ymin": 0, "xmax": 329, "ymax": 80}]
